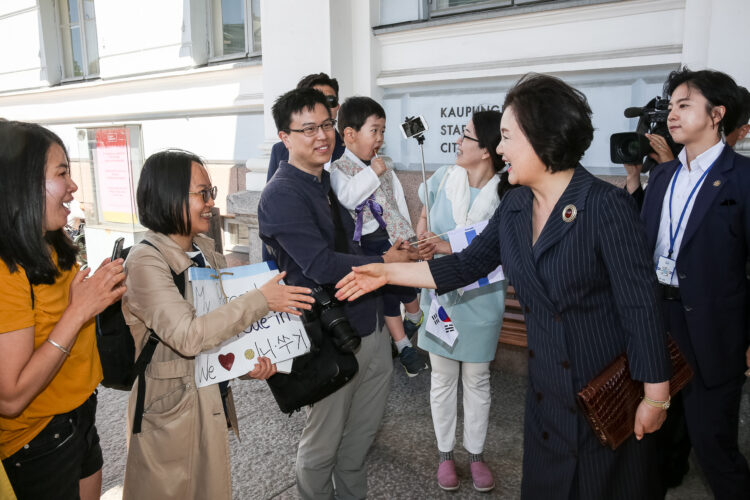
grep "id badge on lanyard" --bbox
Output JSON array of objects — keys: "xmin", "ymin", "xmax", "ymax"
[{"xmin": 657, "ymin": 161, "xmax": 715, "ymax": 284}]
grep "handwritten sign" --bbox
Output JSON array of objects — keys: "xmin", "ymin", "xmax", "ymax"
[
  {"xmin": 447, "ymin": 220, "xmax": 504, "ymax": 292},
  {"xmin": 190, "ymin": 261, "xmax": 311, "ymax": 387}
]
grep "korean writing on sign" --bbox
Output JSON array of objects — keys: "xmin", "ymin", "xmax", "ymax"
[{"xmin": 191, "ymin": 261, "xmax": 311, "ymax": 388}]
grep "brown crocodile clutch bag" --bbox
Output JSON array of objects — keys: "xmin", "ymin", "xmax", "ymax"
[{"xmin": 577, "ymin": 335, "xmax": 693, "ymax": 450}]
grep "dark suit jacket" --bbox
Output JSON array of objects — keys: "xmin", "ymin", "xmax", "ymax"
[
  {"xmin": 265, "ymin": 130, "xmax": 346, "ymax": 182},
  {"xmin": 641, "ymin": 145, "xmax": 750, "ymax": 387},
  {"xmin": 431, "ymin": 166, "xmax": 670, "ymax": 499}
]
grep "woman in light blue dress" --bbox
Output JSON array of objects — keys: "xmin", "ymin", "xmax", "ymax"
[{"xmin": 415, "ymin": 110, "xmax": 516, "ymax": 492}]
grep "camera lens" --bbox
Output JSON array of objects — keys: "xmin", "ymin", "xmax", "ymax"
[{"xmin": 311, "ymin": 286, "xmax": 362, "ymax": 353}]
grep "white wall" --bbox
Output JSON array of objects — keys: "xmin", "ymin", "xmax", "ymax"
[{"xmin": 0, "ymin": 1, "xmax": 45, "ymax": 91}]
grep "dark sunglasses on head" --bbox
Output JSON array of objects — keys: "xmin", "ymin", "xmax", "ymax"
[{"xmin": 325, "ymin": 95, "xmax": 339, "ymax": 108}]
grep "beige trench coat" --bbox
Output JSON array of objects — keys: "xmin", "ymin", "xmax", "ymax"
[{"xmin": 121, "ymin": 231, "xmax": 268, "ymax": 500}]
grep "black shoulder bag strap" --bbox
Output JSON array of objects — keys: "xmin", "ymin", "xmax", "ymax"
[
  {"xmin": 328, "ymin": 188, "xmax": 350, "ymax": 254},
  {"xmin": 132, "ymin": 239, "xmax": 186, "ymax": 434}
]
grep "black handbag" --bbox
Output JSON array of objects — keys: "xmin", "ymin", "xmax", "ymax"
[
  {"xmin": 266, "ymin": 310, "xmax": 358, "ymax": 414},
  {"xmin": 265, "ymin": 188, "xmax": 360, "ymax": 414}
]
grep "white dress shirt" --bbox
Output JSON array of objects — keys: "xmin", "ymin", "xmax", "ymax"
[{"xmin": 653, "ymin": 140, "xmax": 724, "ymax": 286}]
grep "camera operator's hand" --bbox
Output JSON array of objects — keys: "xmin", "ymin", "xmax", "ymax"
[
  {"xmin": 646, "ymin": 133, "xmax": 674, "ymax": 164},
  {"xmin": 245, "ymin": 356, "xmax": 276, "ymax": 380},
  {"xmin": 370, "ymin": 156, "xmax": 387, "ymax": 177},
  {"xmin": 258, "ymin": 271, "xmax": 315, "ymax": 316},
  {"xmin": 624, "ymin": 163, "xmax": 643, "ymax": 195},
  {"xmin": 383, "ymin": 238, "xmax": 410, "ymax": 263}
]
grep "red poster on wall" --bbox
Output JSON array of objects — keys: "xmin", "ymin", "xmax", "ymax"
[{"xmin": 95, "ymin": 128, "xmax": 136, "ymax": 224}]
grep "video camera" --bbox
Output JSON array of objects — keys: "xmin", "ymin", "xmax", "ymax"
[{"xmin": 609, "ymin": 96, "xmax": 679, "ymax": 172}]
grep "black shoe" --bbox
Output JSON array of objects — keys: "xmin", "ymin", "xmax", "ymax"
[{"xmin": 399, "ymin": 346, "xmax": 429, "ymax": 377}]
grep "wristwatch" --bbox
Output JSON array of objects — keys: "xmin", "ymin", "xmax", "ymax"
[{"xmin": 642, "ymin": 395, "xmax": 671, "ymax": 410}]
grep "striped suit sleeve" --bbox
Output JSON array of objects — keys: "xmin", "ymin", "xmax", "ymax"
[
  {"xmin": 598, "ymin": 188, "xmax": 670, "ymax": 382},
  {"xmin": 428, "ymin": 206, "xmax": 503, "ymax": 295}
]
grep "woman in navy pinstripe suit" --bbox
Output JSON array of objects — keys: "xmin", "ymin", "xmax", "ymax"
[{"xmin": 337, "ymin": 74, "xmax": 673, "ymax": 499}]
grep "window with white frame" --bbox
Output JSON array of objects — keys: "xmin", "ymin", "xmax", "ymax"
[
  {"xmin": 57, "ymin": 0, "xmax": 99, "ymax": 80},
  {"xmin": 210, "ymin": 0, "xmax": 261, "ymax": 61},
  {"xmin": 431, "ymin": 0, "xmax": 616, "ymax": 16}
]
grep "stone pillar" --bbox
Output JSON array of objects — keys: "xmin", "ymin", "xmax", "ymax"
[{"xmin": 254, "ymin": 0, "xmax": 383, "ymax": 165}]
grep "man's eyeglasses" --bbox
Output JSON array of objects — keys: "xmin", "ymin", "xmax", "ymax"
[
  {"xmin": 288, "ymin": 119, "xmax": 337, "ymax": 137},
  {"xmin": 462, "ymin": 132, "xmax": 480, "ymax": 143},
  {"xmin": 188, "ymin": 186, "xmax": 218, "ymax": 203},
  {"xmin": 325, "ymin": 95, "xmax": 339, "ymax": 108}
]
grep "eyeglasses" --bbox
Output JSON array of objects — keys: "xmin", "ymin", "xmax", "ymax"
[
  {"xmin": 188, "ymin": 186, "xmax": 218, "ymax": 203},
  {"xmin": 325, "ymin": 95, "xmax": 339, "ymax": 108},
  {"xmin": 462, "ymin": 132, "xmax": 480, "ymax": 143},
  {"xmin": 287, "ymin": 119, "xmax": 337, "ymax": 137}
]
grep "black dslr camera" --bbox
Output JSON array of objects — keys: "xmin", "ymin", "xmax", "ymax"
[
  {"xmin": 309, "ymin": 285, "xmax": 360, "ymax": 353},
  {"xmin": 610, "ymin": 96, "xmax": 678, "ymax": 172}
]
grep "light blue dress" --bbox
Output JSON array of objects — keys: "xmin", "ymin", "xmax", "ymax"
[{"xmin": 417, "ymin": 165, "xmax": 506, "ymax": 363}]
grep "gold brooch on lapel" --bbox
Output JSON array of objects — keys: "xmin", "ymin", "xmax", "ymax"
[
  {"xmin": 713, "ymin": 180, "xmax": 721, "ymax": 187},
  {"xmin": 562, "ymin": 204, "xmax": 577, "ymax": 223}
]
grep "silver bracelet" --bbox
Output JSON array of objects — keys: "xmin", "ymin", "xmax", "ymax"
[{"xmin": 46, "ymin": 338, "xmax": 71, "ymax": 356}]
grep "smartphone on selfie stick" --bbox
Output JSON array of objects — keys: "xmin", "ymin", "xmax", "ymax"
[{"xmin": 401, "ymin": 116, "xmax": 431, "ymax": 231}]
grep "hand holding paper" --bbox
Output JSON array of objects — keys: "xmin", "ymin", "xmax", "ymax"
[{"xmin": 246, "ymin": 356, "xmax": 277, "ymax": 380}]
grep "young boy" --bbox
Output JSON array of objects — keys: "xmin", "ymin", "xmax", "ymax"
[{"xmin": 330, "ymin": 96, "xmax": 428, "ymax": 377}]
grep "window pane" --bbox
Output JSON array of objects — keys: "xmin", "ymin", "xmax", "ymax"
[
  {"xmin": 221, "ymin": 0, "xmax": 246, "ymax": 55},
  {"xmin": 84, "ymin": 18, "xmax": 99, "ymax": 75},
  {"xmin": 69, "ymin": 25, "xmax": 84, "ymax": 77},
  {"xmin": 66, "ymin": 0, "xmax": 79, "ymax": 24},
  {"xmin": 251, "ymin": 0, "xmax": 261, "ymax": 52}
]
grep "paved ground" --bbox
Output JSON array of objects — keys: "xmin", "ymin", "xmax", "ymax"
[{"xmin": 96, "ymin": 345, "xmax": 750, "ymax": 500}]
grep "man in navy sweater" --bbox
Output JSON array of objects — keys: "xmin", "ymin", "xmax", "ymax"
[
  {"xmin": 266, "ymin": 73, "xmax": 346, "ymax": 182},
  {"xmin": 258, "ymin": 88, "xmax": 409, "ymax": 499}
]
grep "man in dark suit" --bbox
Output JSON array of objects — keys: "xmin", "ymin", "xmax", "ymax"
[
  {"xmin": 641, "ymin": 67, "xmax": 750, "ymax": 499},
  {"xmin": 266, "ymin": 73, "xmax": 346, "ymax": 182}
]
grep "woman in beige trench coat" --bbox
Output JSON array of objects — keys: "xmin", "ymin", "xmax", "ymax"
[{"xmin": 121, "ymin": 150, "xmax": 314, "ymax": 500}]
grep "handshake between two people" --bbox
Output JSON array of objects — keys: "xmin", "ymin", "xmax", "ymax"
[{"xmin": 335, "ymin": 232, "xmax": 444, "ymax": 303}]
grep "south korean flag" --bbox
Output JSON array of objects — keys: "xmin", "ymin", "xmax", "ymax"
[
  {"xmin": 426, "ymin": 291, "xmax": 459, "ymax": 347},
  {"xmin": 447, "ymin": 220, "xmax": 504, "ymax": 293}
]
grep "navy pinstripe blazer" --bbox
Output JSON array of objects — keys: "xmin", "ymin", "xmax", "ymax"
[
  {"xmin": 430, "ymin": 166, "xmax": 671, "ymax": 499},
  {"xmin": 641, "ymin": 145, "xmax": 750, "ymax": 387}
]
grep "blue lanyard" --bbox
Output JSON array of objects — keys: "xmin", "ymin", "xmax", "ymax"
[{"xmin": 667, "ymin": 159, "xmax": 716, "ymax": 258}]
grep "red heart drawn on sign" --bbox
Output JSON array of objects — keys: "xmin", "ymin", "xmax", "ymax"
[{"xmin": 218, "ymin": 353, "xmax": 235, "ymax": 371}]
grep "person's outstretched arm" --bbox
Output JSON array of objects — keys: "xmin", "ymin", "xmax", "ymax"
[{"xmin": 336, "ymin": 261, "xmax": 434, "ymax": 301}]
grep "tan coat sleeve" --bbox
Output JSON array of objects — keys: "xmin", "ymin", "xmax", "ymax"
[{"xmin": 123, "ymin": 245, "xmax": 269, "ymax": 357}]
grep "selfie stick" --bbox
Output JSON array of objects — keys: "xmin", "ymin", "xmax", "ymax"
[{"xmin": 414, "ymin": 133, "xmax": 431, "ymax": 233}]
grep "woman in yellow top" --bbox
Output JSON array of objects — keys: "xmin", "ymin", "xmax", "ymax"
[{"xmin": 0, "ymin": 121, "xmax": 127, "ymax": 500}]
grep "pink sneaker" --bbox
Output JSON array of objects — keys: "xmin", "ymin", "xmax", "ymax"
[
  {"xmin": 437, "ymin": 459, "xmax": 459, "ymax": 491},
  {"xmin": 470, "ymin": 461, "xmax": 495, "ymax": 492}
]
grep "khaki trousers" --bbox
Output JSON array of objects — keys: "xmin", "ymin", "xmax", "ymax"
[{"xmin": 296, "ymin": 325, "xmax": 392, "ymax": 500}]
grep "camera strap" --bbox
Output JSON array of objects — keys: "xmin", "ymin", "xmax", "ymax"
[{"xmin": 328, "ymin": 188, "xmax": 350, "ymax": 254}]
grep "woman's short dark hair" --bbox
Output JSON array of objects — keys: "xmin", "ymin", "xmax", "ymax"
[
  {"xmin": 471, "ymin": 110, "xmax": 517, "ymax": 200},
  {"xmin": 503, "ymin": 73, "xmax": 594, "ymax": 172},
  {"xmin": 272, "ymin": 87, "xmax": 330, "ymax": 133},
  {"xmin": 137, "ymin": 149, "xmax": 204, "ymax": 236},
  {"xmin": 0, "ymin": 121, "xmax": 78, "ymax": 284},
  {"xmin": 337, "ymin": 96, "xmax": 385, "ymax": 135},
  {"xmin": 664, "ymin": 67, "xmax": 740, "ymax": 136}
]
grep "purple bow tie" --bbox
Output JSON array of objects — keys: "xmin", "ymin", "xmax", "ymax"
[{"xmin": 353, "ymin": 195, "xmax": 387, "ymax": 242}]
